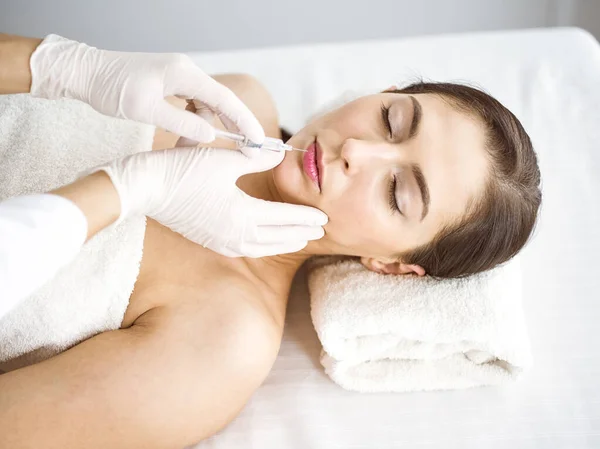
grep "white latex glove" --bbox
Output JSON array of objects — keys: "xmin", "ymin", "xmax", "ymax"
[
  {"xmin": 89, "ymin": 147, "xmax": 328, "ymax": 258},
  {"xmin": 29, "ymin": 34, "xmax": 265, "ymax": 154}
]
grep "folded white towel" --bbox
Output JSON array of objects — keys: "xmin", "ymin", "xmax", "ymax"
[
  {"xmin": 0, "ymin": 95, "xmax": 154, "ymax": 371},
  {"xmin": 307, "ymin": 257, "xmax": 532, "ymax": 393}
]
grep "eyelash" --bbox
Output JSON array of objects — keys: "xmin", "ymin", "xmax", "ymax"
[
  {"xmin": 380, "ymin": 103, "xmax": 393, "ymax": 138},
  {"xmin": 381, "ymin": 104, "xmax": 401, "ymax": 215},
  {"xmin": 388, "ymin": 175, "xmax": 402, "ymax": 215}
]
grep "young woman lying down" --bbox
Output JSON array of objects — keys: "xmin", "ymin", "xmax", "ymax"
[{"xmin": 0, "ymin": 74, "xmax": 541, "ymax": 448}]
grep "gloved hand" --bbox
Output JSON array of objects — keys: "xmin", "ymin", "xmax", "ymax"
[
  {"xmin": 29, "ymin": 34, "xmax": 264, "ymax": 155},
  {"xmin": 89, "ymin": 147, "xmax": 328, "ymax": 258}
]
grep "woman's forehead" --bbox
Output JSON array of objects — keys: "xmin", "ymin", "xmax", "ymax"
[{"xmin": 415, "ymin": 93, "xmax": 489, "ymax": 224}]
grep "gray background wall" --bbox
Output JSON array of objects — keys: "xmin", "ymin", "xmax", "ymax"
[{"xmin": 1, "ymin": 0, "xmax": 599, "ymax": 52}]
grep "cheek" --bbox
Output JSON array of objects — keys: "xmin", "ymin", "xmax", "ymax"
[
  {"xmin": 326, "ymin": 101, "xmax": 379, "ymax": 138},
  {"xmin": 324, "ymin": 183, "xmax": 389, "ymax": 250}
]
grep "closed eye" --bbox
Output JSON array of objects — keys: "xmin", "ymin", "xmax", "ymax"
[
  {"xmin": 388, "ymin": 174, "xmax": 403, "ymax": 215},
  {"xmin": 380, "ymin": 103, "xmax": 392, "ymax": 138}
]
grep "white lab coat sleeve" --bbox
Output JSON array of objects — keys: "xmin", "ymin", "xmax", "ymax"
[{"xmin": 0, "ymin": 194, "xmax": 88, "ymax": 319}]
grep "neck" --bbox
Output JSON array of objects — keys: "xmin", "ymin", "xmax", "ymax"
[{"xmin": 235, "ymin": 169, "xmax": 318, "ymax": 296}]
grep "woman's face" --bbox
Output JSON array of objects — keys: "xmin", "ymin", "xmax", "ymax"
[{"xmin": 272, "ymin": 92, "xmax": 490, "ymax": 261}]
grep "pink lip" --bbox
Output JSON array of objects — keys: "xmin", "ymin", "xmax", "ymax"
[
  {"xmin": 303, "ymin": 140, "xmax": 321, "ymax": 191},
  {"xmin": 316, "ymin": 140, "xmax": 324, "ymax": 189}
]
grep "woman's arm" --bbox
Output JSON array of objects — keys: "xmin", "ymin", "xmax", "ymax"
[
  {"xmin": 0, "ymin": 34, "xmax": 41, "ymax": 94},
  {"xmin": 0, "ymin": 286, "xmax": 281, "ymax": 449}
]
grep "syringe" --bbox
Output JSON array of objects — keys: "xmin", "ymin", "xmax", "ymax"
[{"xmin": 214, "ymin": 128, "xmax": 306, "ymax": 152}]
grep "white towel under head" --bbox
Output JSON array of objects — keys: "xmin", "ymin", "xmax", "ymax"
[
  {"xmin": 307, "ymin": 257, "xmax": 531, "ymax": 393},
  {"xmin": 0, "ymin": 95, "xmax": 154, "ymax": 371}
]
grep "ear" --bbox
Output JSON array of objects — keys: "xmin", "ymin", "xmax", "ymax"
[
  {"xmin": 360, "ymin": 257, "xmax": 426, "ymax": 276},
  {"xmin": 383, "ymin": 85, "xmax": 397, "ymax": 93}
]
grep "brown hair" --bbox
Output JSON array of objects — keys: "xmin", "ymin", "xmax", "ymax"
[{"xmin": 392, "ymin": 82, "xmax": 541, "ymax": 278}]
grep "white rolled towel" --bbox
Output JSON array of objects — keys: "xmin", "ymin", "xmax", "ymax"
[{"xmin": 307, "ymin": 257, "xmax": 532, "ymax": 393}]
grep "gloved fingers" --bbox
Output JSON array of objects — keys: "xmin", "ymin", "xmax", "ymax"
[
  {"xmin": 204, "ymin": 234, "xmax": 308, "ymax": 258},
  {"xmin": 153, "ymin": 101, "xmax": 216, "ymax": 143},
  {"xmin": 172, "ymin": 100, "xmax": 217, "ymax": 147},
  {"xmin": 251, "ymin": 199, "xmax": 328, "ymax": 227},
  {"xmin": 239, "ymin": 146, "xmax": 260, "ymax": 158},
  {"xmin": 217, "ymin": 110, "xmax": 240, "ymax": 133},
  {"xmin": 186, "ymin": 98, "xmax": 242, "ymax": 138},
  {"xmin": 217, "ymin": 112, "xmax": 260, "ymax": 158},
  {"xmin": 185, "ymin": 98, "xmax": 217, "ymax": 124},
  {"xmin": 234, "ymin": 241, "xmax": 309, "ymax": 259},
  {"xmin": 171, "ymin": 68, "xmax": 265, "ymax": 145},
  {"xmin": 238, "ymin": 148, "xmax": 285, "ymax": 174},
  {"xmin": 254, "ymin": 225, "xmax": 325, "ymax": 244},
  {"xmin": 180, "ymin": 99, "xmax": 259, "ymax": 158}
]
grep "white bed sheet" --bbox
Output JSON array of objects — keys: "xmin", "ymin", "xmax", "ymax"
[{"xmin": 187, "ymin": 28, "xmax": 600, "ymax": 449}]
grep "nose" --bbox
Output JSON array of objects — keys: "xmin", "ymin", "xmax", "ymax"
[{"xmin": 340, "ymin": 138, "xmax": 399, "ymax": 175}]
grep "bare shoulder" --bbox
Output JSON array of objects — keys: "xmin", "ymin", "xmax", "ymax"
[
  {"xmin": 135, "ymin": 272, "xmax": 284, "ymax": 366},
  {"xmin": 0, "ymin": 275, "xmax": 284, "ymax": 447}
]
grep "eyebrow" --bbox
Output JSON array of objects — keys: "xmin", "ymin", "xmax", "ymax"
[
  {"xmin": 411, "ymin": 164, "xmax": 430, "ymax": 221},
  {"xmin": 408, "ymin": 96, "xmax": 423, "ymax": 139},
  {"xmin": 405, "ymin": 96, "xmax": 428, "ymax": 220}
]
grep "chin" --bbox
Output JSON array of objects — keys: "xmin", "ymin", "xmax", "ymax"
[{"xmin": 273, "ymin": 151, "xmax": 314, "ymax": 207}]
